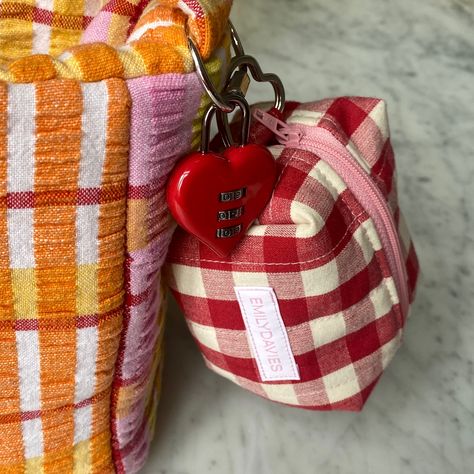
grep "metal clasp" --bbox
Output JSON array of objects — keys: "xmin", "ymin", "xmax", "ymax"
[
  {"xmin": 188, "ymin": 20, "xmax": 285, "ymax": 148},
  {"xmin": 200, "ymin": 92, "xmax": 251, "ymax": 152}
]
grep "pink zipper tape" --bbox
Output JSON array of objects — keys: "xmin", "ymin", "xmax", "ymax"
[{"xmin": 254, "ymin": 109, "xmax": 409, "ymax": 321}]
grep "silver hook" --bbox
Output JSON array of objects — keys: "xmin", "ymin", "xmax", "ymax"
[
  {"xmin": 188, "ymin": 37, "xmax": 234, "ymax": 113},
  {"xmin": 228, "ymin": 20, "xmax": 245, "ymax": 57},
  {"xmin": 187, "ymin": 20, "xmax": 246, "ymax": 113},
  {"xmin": 188, "ymin": 21, "xmax": 285, "ymax": 114},
  {"xmin": 224, "ymin": 54, "xmax": 285, "ymax": 112}
]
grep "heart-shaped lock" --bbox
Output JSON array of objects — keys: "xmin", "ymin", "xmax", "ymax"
[
  {"xmin": 167, "ymin": 23, "xmax": 284, "ymax": 256},
  {"xmin": 167, "ymin": 96, "xmax": 278, "ymax": 256}
]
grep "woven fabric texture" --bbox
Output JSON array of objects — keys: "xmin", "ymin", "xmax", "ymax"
[
  {"xmin": 0, "ymin": 78, "xmax": 129, "ymax": 473},
  {"xmin": 111, "ymin": 67, "xmax": 223, "ymax": 473},
  {"xmin": 0, "ymin": 0, "xmax": 231, "ymax": 473},
  {"xmin": 0, "ymin": 0, "xmax": 231, "ymax": 82},
  {"xmin": 166, "ymin": 97, "xmax": 420, "ymax": 411},
  {"xmin": 0, "ymin": 0, "xmax": 107, "ymax": 65}
]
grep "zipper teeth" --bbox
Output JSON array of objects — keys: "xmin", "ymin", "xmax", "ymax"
[
  {"xmin": 298, "ymin": 132, "xmax": 409, "ymax": 320},
  {"xmin": 252, "ymin": 108, "xmax": 410, "ymax": 319}
]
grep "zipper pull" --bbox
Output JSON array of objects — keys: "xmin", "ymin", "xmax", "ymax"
[{"xmin": 253, "ymin": 109, "xmax": 302, "ymax": 147}]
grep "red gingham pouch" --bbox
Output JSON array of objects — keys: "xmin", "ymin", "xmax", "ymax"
[{"xmin": 165, "ymin": 97, "xmax": 419, "ymax": 411}]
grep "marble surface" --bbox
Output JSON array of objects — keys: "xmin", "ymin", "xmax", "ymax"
[{"xmin": 143, "ymin": 1, "xmax": 474, "ymax": 473}]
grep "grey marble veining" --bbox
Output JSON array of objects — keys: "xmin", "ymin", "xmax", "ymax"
[{"xmin": 143, "ymin": 1, "xmax": 474, "ymax": 473}]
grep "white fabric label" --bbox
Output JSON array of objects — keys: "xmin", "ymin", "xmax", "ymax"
[{"xmin": 234, "ymin": 287, "xmax": 300, "ymax": 382}]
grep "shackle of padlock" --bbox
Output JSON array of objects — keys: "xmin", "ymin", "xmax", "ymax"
[
  {"xmin": 200, "ymin": 92, "xmax": 251, "ymax": 153},
  {"xmin": 215, "ymin": 52, "xmax": 286, "ymax": 148}
]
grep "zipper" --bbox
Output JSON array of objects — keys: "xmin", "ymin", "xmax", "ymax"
[{"xmin": 254, "ymin": 109, "xmax": 409, "ymax": 321}]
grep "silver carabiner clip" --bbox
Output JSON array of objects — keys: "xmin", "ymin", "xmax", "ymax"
[
  {"xmin": 188, "ymin": 21, "xmax": 285, "ymax": 114},
  {"xmin": 188, "ymin": 36, "xmax": 234, "ymax": 113},
  {"xmin": 188, "ymin": 20, "xmax": 245, "ymax": 113}
]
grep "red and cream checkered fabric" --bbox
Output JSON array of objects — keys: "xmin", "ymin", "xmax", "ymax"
[{"xmin": 166, "ymin": 97, "xmax": 419, "ymax": 411}]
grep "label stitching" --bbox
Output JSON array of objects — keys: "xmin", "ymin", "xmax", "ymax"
[{"xmin": 234, "ymin": 287, "xmax": 300, "ymax": 382}]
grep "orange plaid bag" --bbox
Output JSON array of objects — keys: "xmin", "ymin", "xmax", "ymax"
[{"xmin": 0, "ymin": 1, "xmax": 231, "ymax": 472}]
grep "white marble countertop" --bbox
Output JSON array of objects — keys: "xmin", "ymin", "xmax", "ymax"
[{"xmin": 143, "ymin": 1, "xmax": 474, "ymax": 473}]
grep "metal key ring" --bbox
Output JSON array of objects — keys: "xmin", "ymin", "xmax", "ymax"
[
  {"xmin": 229, "ymin": 20, "xmax": 245, "ymax": 57},
  {"xmin": 188, "ymin": 20, "xmax": 245, "ymax": 113},
  {"xmin": 188, "ymin": 37, "xmax": 234, "ymax": 113},
  {"xmin": 188, "ymin": 21, "xmax": 285, "ymax": 114},
  {"xmin": 224, "ymin": 54, "xmax": 285, "ymax": 112}
]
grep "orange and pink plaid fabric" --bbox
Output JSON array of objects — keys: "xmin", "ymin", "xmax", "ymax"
[
  {"xmin": 0, "ymin": 0, "xmax": 231, "ymax": 473},
  {"xmin": 0, "ymin": 77, "xmax": 130, "ymax": 473},
  {"xmin": 0, "ymin": 0, "xmax": 231, "ymax": 83}
]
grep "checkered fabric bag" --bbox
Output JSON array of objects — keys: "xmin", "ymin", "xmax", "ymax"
[
  {"xmin": 0, "ymin": 1, "xmax": 231, "ymax": 473},
  {"xmin": 166, "ymin": 97, "xmax": 419, "ymax": 411}
]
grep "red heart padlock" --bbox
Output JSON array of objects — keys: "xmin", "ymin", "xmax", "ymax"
[
  {"xmin": 169, "ymin": 25, "xmax": 286, "ymax": 256},
  {"xmin": 166, "ymin": 143, "xmax": 277, "ymax": 256}
]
